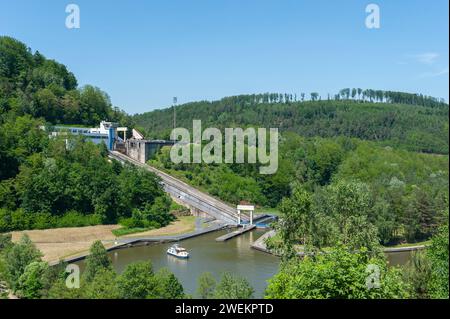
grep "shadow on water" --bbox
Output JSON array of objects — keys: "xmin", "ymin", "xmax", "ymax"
[{"xmin": 386, "ymin": 250, "xmax": 414, "ymax": 267}]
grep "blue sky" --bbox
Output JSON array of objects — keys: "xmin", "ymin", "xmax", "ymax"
[{"xmin": 1, "ymin": 0, "xmax": 448, "ymax": 114}]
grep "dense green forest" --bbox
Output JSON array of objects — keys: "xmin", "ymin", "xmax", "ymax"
[
  {"xmin": 0, "ymin": 37, "xmax": 184, "ymax": 299},
  {"xmin": 0, "ymin": 36, "xmax": 170, "ymax": 232},
  {"xmin": 0, "ymin": 36, "xmax": 132, "ymax": 126},
  {"xmin": 134, "ymin": 80, "xmax": 449, "ymax": 246},
  {"xmin": 265, "ymin": 220, "xmax": 449, "ymax": 299},
  {"xmin": 150, "ymin": 134, "xmax": 448, "ymax": 245},
  {"xmin": 1, "ymin": 218, "xmax": 448, "ymax": 299},
  {"xmin": 0, "ymin": 131, "xmax": 174, "ymax": 232},
  {"xmin": 0, "ymin": 36, "xmax": 448, "ymax": 299},
  {"xmin": 137, "ymin": 91, "xmax": 448, "ymax": 298},
  {"xmin": 134, "ymin": 94, "xmax": 449, "ymax": 154},
  {"xmin": 0, "ymin": 234, "xmax": 258, "ymax": 299}
]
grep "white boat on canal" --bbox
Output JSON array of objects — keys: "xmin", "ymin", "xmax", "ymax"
[{"xmin": 167, "ymin": 244, "xmax": 189, "ymax": 259}]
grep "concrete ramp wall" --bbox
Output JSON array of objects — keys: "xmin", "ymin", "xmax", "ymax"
[{"xmin": 108, "ymin": 151, "xmax": 242, "ymax": 224}]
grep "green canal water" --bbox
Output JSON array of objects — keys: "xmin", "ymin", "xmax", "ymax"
[
  {"xmin": 111, "ymin": 229, "xmax": 278, "ymax": 298},
  {"xmin": 77, "ymin": 228, "xmax": 414, "ymax": 298}
]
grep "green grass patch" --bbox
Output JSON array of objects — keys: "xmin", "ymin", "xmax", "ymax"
[
  {"xmin": 169, "ymin": 201, "xmax": 185, "ymax": 211},
  {"xmin": 256, "ymin": 207, "xmax": 281, "ymax": 215},
  {"xmin": 292, "ymin": 240, "xmax": 432, "ymax": 253},
  {"xmin": 112, "ymin": 227, "xmax": 154, "ymax": 237},
  {"xmin": 387, "ymin": 240, "xmax": 432, "ymax": 248}
]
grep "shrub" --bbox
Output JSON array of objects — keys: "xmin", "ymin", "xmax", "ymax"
[
  {"xmin": 196, "ymin": 272, "xmax": 216, "ymax": 299},
  {"xmin": 0, "ymin": 208, "xmax": 12, "ymax": 232},
  {"xmin": 83, "ymin": 241, "xmax": 112, "ymax": 282},
  {"xmin": 117, "ymin": 217, "xmax": 136, "ymax": 229},
  {"xmin": 0, "ymin": 209, "xmax": 104, "ymax": 232},
  {"xmin": 265, "ymin": 244, "xmax": 410, "ymax": 299},
  {"xmin": 10, "ymin": 209, "xmax": 33, "ymax": 231},
  {"xmin": 118, "ymin": 261, "xmax": 155, "ymax": 299},
  {"xmin": 16, "ymin": 261, "xmax": 49, "ymax": 299},
  {"xmin": 112, "ymin": 227, "xmax": 151, "ymax": 237},
  {"xmin": 55, "ymin": 211, "xmax": 102, "ymax": 228},
  {"xmin": 83, "ymin": 269, "xmax": 121, "ymax": 299},
  {"xmin": 0, "ymin": 233, "xmax": 12, "ymax": 250},
  {"xmin": 4, "ymin": 234, "xmax": 42, "ymax": 290},
  {"xmin": 148, "ymin": 268, "xmax": 184, "ymax": 299},
  {"xmin": 427, "ymin": 219, "xmax": 449, "ymax": 299},
  {"xmin": 213, "ymin": 272, "xmax": 254, "ymax": 299},
  {"xmin": 32, "ymin": 212, "xmax": 55, "ymax": 229},
  {"xmin": 121, "ymin": 196, "xmax": 173, "ymax": 230}
]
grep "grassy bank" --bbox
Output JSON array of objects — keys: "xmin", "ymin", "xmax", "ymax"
[
  {"xmin": 255, "ymin": 207, "xmax": 281, "ymax": 216},
  {"xmin": 388, "ymin": 240, "xmax": 431, "ymax": 248},
  {"xmin": 8, "ymin": 216, "xmax": 197, "ymax": 262},
  {"xmin": 112, "ymin": 227, "xmax": 153, "ymax": 237},
  {"xmin": 121, "ymin": 216, "xmax": 196, "ymax": 238}
]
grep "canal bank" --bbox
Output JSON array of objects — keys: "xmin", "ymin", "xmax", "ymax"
[
  {"xmin": 76, "ymin": 228, "xmax": 280, "ymax": 298},
  {"xmin": 11, "ymin": 216, "xmax": 202, "ymax": 264},
  {"xmin": 70, "ymin": 226, "xmax": 425, "ymax": 298},
  {"xmin": 251, "ymin": 230, "xmax": 428, "ymax": 266},
  {"xmin": 52, "ymin": 219, "xmax": 230, "ymax": 266}
]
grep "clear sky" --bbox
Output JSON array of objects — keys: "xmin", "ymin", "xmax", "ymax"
[{"xmin": 1, "ymin": 0, "xmax": 448, "ymax": 114}]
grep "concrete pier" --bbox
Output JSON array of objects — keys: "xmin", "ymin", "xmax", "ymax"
[
  {"xmin": 215, "ymin": 225, "xmax": 256, "ymax": 242},
  {"xmin": 49, "ymin": 221, "xmax": 229, "ymax": 266}
]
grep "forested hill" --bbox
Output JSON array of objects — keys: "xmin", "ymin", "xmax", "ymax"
[
  {"xmin": 134, "ymin": 94, "xmax": 449, "ymax": 154},
  {"xmin": 1, "ymin": 37, "xmax": 172, "ymax": 233},
  {"xmin": 0, "ymin": 36, "xmax": 132, "ymax": 127}
]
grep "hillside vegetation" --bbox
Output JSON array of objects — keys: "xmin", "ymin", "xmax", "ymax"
[
  {"xmin": 135, "ymin": 95, "xmax": 449, "ymax": 154},
  {"xmin": 150, "ymin": 133, "xmax": 448, "ymax": 245},
  {"xmin": 0, "ymin": 37, "xmax": 171, "ymax": 232},
  {"xmin": 177, "ymin": 97, "xmax": 450, "ymax": 298},
  {"xmin": 0, "ymin": 36, "xmax": 448, "ymax": 300},
  {"xmin": 0, "ymin": 36, "xmax": 132, "ymax": 126},
  {"xmin": 136, "ymin": 89, "xmax": 449, "ymax": 245}
]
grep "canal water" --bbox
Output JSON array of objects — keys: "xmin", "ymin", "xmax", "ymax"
[
  {"xmin": 110, "ymin": 229, "xmax": 279, "ymax": 298},
  {"xmin": 385, "ymin": 250, "xmax": 414, "ymax": 267},
  {"xmin": 76, "ymin": 228, "xmax": 415, "ymax": 298}
]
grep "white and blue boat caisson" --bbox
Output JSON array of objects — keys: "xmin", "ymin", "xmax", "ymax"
[{"xmin": 167, "ymin": 244, "xmax": 189, "ymax": 259}]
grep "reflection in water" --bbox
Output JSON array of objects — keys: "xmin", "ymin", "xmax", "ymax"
[
  {"xmin": 167, "ymin": 254, "xmax": 189, "ymax": 269},
  {"xmin": 386, "ymin": 250, "xmax": 414, "ymax": 267}
]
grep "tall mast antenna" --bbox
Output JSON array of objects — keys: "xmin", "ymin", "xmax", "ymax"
[{"xmin": 173, "ymin": 97, "xmax": 177, "ymax": 131}]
